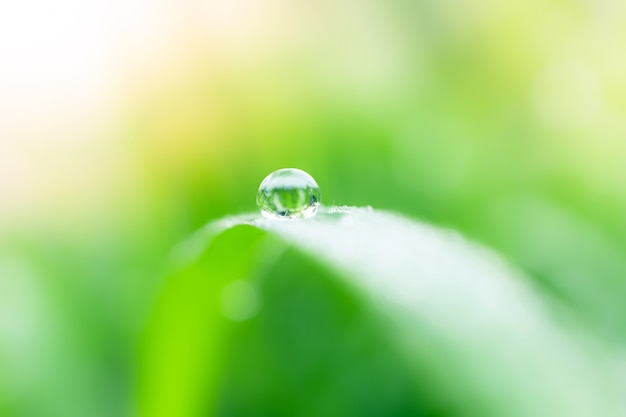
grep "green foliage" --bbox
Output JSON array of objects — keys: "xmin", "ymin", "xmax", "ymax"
[
  {"xmin": 3, "ymin": 1, "xmax": 626, "ymax": 416},
  {"xmin": 140, "ymin": 208, "xmax": 623, "ymax": 417}
]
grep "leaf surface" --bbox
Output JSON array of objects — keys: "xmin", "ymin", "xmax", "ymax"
[{"xmin": 140, "ymin": 207, "xmax": 623, "ymax": 417}]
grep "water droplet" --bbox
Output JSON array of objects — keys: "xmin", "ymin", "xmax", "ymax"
[{"xmin": 256, "ymin": 168, "xmax": 321, "ymax": 220}]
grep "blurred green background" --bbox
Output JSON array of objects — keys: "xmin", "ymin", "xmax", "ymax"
[{"xmin": 1, "ymin": 0, "xmax": 626, "ymax": 416}]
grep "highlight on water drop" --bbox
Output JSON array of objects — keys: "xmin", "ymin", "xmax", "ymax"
[{"xmin": 256, "ymin": 168, "xmax": 321, "ymax": 220}]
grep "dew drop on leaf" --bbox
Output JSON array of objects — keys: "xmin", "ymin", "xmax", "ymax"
[{"xmin": 256, "ymin": 168, "xmax": 321, "ymax": 220}]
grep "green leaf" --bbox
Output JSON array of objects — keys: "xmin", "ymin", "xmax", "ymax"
[{"xmin": 139, "ymin": 207, "xmax": 623, "ymax": 417}]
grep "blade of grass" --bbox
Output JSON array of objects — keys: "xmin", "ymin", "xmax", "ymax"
[{"xmin": 140, "ymin": 207, "xmax": 624, "ymax": 417}]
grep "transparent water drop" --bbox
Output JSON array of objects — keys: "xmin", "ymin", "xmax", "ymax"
[{"xmin": 256, "ymin": 168, "xmax": 321, "ymax": 220}]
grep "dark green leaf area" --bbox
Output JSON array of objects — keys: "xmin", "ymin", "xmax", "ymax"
[{"xmin": 213, "ymin": 247, "xmax": 427, "ymax": 417}]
